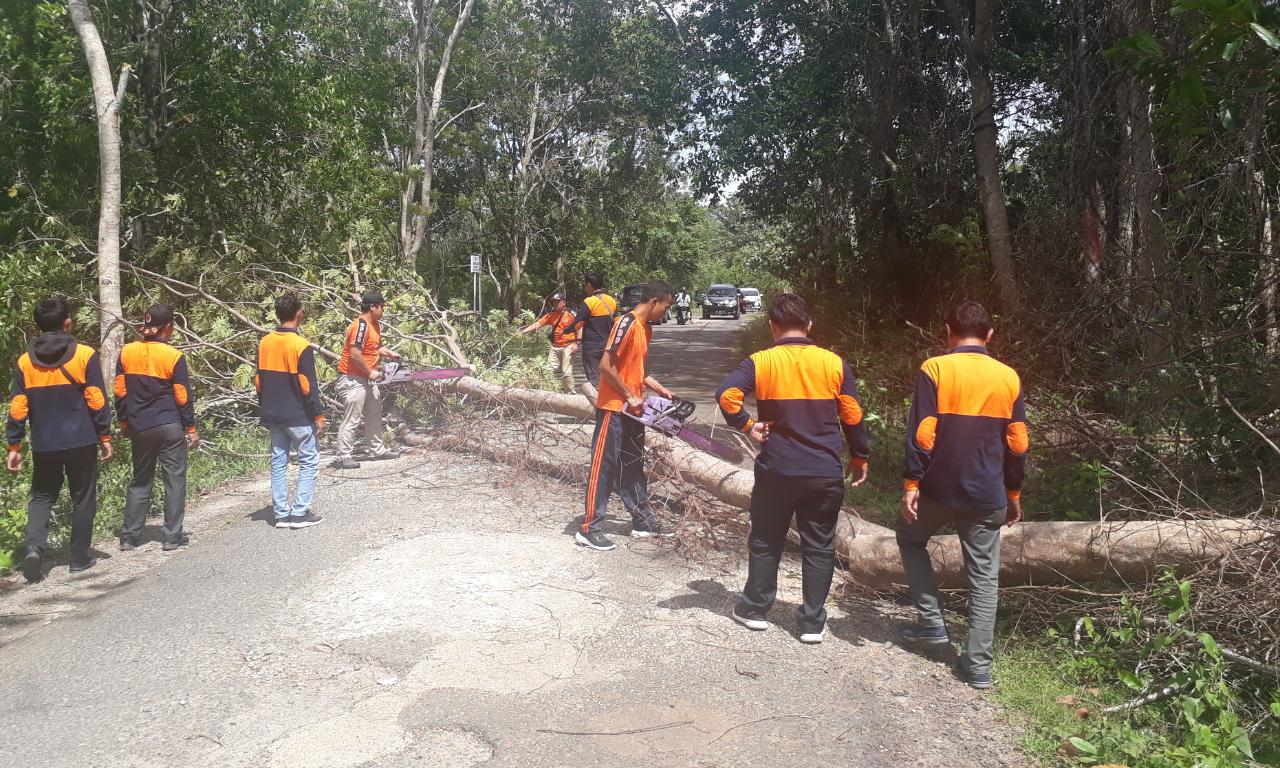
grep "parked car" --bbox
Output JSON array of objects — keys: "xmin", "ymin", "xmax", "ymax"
[
  {"xmin": 619, "ymin": 283, "xmax": 669, "ymax": 323},
  {"xmin": 702, "ymin": 284, "xmax": 741, "ymax": 320},
  {"xmin": 740, "ymin": 287, "xmax": 763, "ymax": 312}
]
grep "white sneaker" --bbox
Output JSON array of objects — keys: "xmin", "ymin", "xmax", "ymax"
[
  {"xmin": 799, "ymin": 623, "xmax": 828, "ymax": 644},
  {"xmin": 732, "ymin": 608, "xmax": 769, "ymax": 631}
]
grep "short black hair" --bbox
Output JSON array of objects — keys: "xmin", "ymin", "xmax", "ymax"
[
  {"xmin": 584, "ymin": 272, "xmax": 604, "ymax": 290},
  {"xmin": 946, "ymin": 300, "xmax": 991, "ymax": 339},
  {"xmin": 275, "ymin": 293, "xmax": 302, "ymax": 323},
  {"xmin": 640, "ymin": 280, "xmax": 673, "ymax": 303},
  {"xmin": 34, "ymin": 297, "xmax": 70, "ymax": 332},
  {"xmin": 767, "ymin": 293, "xmax": 810, "ymax": 331}
]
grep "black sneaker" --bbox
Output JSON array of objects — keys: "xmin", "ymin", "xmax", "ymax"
[
  {"xmin": 574, "ymin": 531, "xmax": 616, "ymax": 551},
  {"xmin": 732, "ymin": 606, "xmax": 769, "ymax": 631},
  {"xmin": 274, "ymin": 517, "xmax": 293, "ymax": 529},
  {"xmin": 967, "ymin": 670, "xmax": 994, "ymax": 690},
  {"xmin": 119, "ymin": 537, "xmax": 139, "ymax": 552},
  {"xmin": 162, "ymin": 535, "xmax": 190, "ymax": 552},
  {"xmin": 900, "ymin": 624, "xmax": 951, "ymax": 645},
  {"xmin": 69, "ymin": 558, "xmax": 98, "ymax": 574},
  {"xmin": 799, "ymin": 622, "xmax": 828, "ymax": 644},
  {"xmin": 331, "ymin": 458, "xmax": 360, "ymax": 470},
  {"xmin": 289, "ymin": 512, "xmax": 324, "ymax": 529},
  {"xmin": 22, "ymin": 549, "xmax": 43, "ymax": 583}
]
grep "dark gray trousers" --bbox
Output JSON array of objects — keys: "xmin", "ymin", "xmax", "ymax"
[
  {"xmin": 895, "ymin": 494, "xmax": 1006, "ymax": 676},
  {"xmin": 121, "ymin": 423, "xmax": 188, "ymax": 544}
]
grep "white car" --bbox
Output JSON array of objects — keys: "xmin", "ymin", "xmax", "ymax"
[{"xmin": 740, "ymin": 287, "xmax": 763, "ymax": 312}]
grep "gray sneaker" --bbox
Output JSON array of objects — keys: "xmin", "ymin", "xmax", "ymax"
[
  {"xmin": 331, "ymin": 457, "xmax": 360, "ymax": 470},
  {"xmin": 274, "ymin": 517, "xmax": 293, "ymax": 529},
  {"xmin": 289, "ymin": 512, "xmax": 324, "ymax": 529},
  {"xmin": 574, "ymin": 531, "xmax": 616, "ymax": 551},
  {"xmin": 359, "ymin": 450, "xmax": 400, "ymax": 462}
]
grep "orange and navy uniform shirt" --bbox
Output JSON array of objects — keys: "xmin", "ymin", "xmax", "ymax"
[
  {"xmin": 256, "ymin": 327, "xmax": 325, "ymax": 429},
  {"xmin": 566, "ymin": 290, "xmax": 618, "ymax": 352},
  {"xmin": 337, "ymin": 316, "xmax": 380, "ymax": 377},
  {"xmin": 903, "ymin": 344, "xmax": 1029, "ymax": 509},
  {"xmin": 595, "ymin": 312, "xmax": 652, "ymax": 413},
  {"xmin": 7, "ymin": 339, "xmax": 111, "ymax": 454},
  {"xmin": 114, "ymin": 340, "xmax": 196, "ymax": 435},
  {"xmin": 716, "ymin": 337, "xmax": 869, "ymax": 479},
  {"xmin": 534, "ymin": 308, "xmax": 578, "ymax": 348}
]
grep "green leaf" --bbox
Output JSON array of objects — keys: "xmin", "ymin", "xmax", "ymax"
[
  {"xmin": 1269, "ymin": 701, "xmax": 1280, "ymax": 717},
  {"xmin": 1173, "ymin": 73, "xmax": 1208, "ymax": 107},
  {"xmin": 1250, "ymin": 22, "xmax": 1280, "ymax": 50},
  {"xmin": 1067, "ymin": 737, "xmax": 1098, "ymax": 755},
  {"xmin": 1218, "ymin": 102, "xmax": 1240, "ymax": 131},
  {"xmin": 1222, "ymin": 38, "xmax": 1242, "ymax": 60},
  {"xmin": 1198, "ymin": 632, "xmax": 1221, "ymax": 658},
  {"xmin": 1118, "ymin": 669, "xmax": 1143, "ymax": 690}
]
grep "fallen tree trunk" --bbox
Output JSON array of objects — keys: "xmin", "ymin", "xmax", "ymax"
[{"xmin": 444, "ymin": 377, "xmax": 1276, "ymax": 588}]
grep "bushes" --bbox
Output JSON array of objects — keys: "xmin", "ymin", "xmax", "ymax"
[{"xmin": 996, "ymin": 571, "xmax": 1280, "ymax": 767}]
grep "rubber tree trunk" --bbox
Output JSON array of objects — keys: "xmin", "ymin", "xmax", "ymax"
[
  {"xmin": 68, "ymin": 0, "xmax": 131, "ymax": 383},
  {"xmin": 445, "ymin": 376, "xmax": 1274, "ymax": 588},
  {"xmin": 944, "ymin": 0, "xmax": 1020, "ymax": 313}
]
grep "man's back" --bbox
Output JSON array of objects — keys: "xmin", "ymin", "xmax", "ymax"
[
  {"xmin": 904, "ymin": 345, "xmax": 1027, "ymax": 509},
  {"xmin": 257, "ymin": 329, "xmax": 323, "ymax": 428}
]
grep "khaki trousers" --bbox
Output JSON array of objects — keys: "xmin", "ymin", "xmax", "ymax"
[
  {"xmin": 335, "ymin": 374, "xmax": 387, "ymax": 459},
  {"xmin": 547, "ymin": 345, "xmax": 575, "ymax": 393}
]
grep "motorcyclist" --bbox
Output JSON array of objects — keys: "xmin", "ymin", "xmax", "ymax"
[{"xmin": 675, "ymin": 288, "xmax": 692, "ymax": 323}]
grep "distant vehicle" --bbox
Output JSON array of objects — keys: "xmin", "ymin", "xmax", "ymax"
[
  {"xmin": 619, "ymin": 283, "xmax": 669, "ymax": 324},
  {"xmin": 702, "ymin": 284, "xmax": 740, "ymax": 320},
  {"xmin": 740, "ymin": 287, "xmax": 762, "ymax": 312}
]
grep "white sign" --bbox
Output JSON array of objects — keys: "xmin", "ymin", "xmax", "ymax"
[{"xmin": 470, "ymin": 254, "xmax": 482, "ymax": 273}]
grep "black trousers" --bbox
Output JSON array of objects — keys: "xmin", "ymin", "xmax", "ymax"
[
  {"xmin": 26, "ymin": 444, "xmax": 99, "ymax": 565},
  {"xmin": 122, "ymin": 423, "xmax": 189, "ymax": 544},
  {"xmin": 582, "ymin": 349, "xmax": 604, "ymax": 387},
  {"xmin": 739, "ymin": 473, "xmax": 845, "ymax": 633}
]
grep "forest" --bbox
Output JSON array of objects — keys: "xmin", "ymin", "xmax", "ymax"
[{"xmin": 2, "ymin": 1, "xmax": 1279, "ymax": 766}]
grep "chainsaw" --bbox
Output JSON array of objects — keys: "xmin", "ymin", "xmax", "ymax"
[{"xmin": 624, "ymin": 395, "xmax": 738, "ymax": 461}]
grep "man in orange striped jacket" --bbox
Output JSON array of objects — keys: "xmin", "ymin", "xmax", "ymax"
[
  {"xmin": 716, "ymin": 293, "xmax": 870, "ymax": 644},
  {"xmin": 6, "ymin": 297, "xmax": 114, "ymax": 582},
  {"xmin": 897, "ymin": 301, "xmax": 1029, "ymax": 689},
  {"xmin": 115, "ymin": 304, "xmax": 199, "ymax": 552}
]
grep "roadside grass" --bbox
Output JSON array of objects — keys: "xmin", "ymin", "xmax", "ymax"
[{"xmin": 0, "ymin": 426, "xmax": 265, "ymax": 572}]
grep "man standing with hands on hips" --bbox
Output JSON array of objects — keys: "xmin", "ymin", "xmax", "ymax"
[
  {"xmin": 577, "ymin": 280, "xmax": 675, "ymax": 551},
  {"xmin": 333, "ymin": 289, "xmax": 401, "ymax": 469},
  {"xmin": 896, "ymin": 301, "xmax": 1029, "ymax": 690}
]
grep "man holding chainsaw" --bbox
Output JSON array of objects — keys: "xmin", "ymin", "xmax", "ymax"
[
  {"xmin": 716, "ymin": 293, "xmax": 870, "ymax": 644},
  {"xmin": 577, "ymin": 280, "xmax": 675, "ymax": 551},
  {"xmin": 332, "ymin": 289, "xmax": 401, "ymax": 470},
  {"xmin": 517, "ymin": 291, "xmax": 578, "ymax": 393}
]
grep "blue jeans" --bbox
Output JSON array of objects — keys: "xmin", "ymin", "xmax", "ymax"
[{"xmin": 270, "ymin": 425, "xmax": 319, "ymax": 520}]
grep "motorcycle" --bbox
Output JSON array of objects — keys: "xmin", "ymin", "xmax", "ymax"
[{"xmin": 676, "ymin": 304, "xmax": 691, "ymax": 325}]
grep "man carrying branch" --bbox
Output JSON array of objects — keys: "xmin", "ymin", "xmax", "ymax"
[
  {"xmin": 516, "ymin": 291, "xmax": 578, "ymax": 393},
  {"xmin": 897, "ymin": 301, "xmax": 1029, "ymax": 689},
  {"xmin": 333, "ymin": 290, "xmax": 401, "ymax": 469}
]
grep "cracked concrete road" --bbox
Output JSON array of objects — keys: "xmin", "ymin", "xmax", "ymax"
[{"xmin": 0, "ymin": 448, "xmax": 1029, "ymax": 768}]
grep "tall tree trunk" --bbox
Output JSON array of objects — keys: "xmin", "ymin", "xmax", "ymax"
[
  {"xmin": 943, "ymin": 0, "xmax": 1020, "ymax": 313},
  {"xmin": 1246, "ymin": 99, "xmax": 1278, "ymax": 355},
  {"xmin": 68, "ymin": 0, "xmax": 131, "ymax": 383},
  {"xmin": 401, "ymin": 0, "xmax": 476, "ymax": 273},
  {"xmin": 128, "ymin": 0, "xmax": 175, "ymax": 253}
]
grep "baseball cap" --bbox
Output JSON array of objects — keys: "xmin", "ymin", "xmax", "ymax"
[
  {"xmin": 143, "ymin": 304, "xmax": 174, "ymax": 328},
  {"xmin": 361, "ymin": 289, "xmax": 387, "ymax": 307}
]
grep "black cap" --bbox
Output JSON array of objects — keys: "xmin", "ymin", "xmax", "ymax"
[
  {"xmin": 143, "ymin": 303, "xmax": 174, "ymax": 328},
  {"xmin": 361, "ymin": 289, "xmax": 387, "ymax": 308},
  {"xmin": 550, "ymin": 291, "xmax": 566, "ymax": 302}
]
